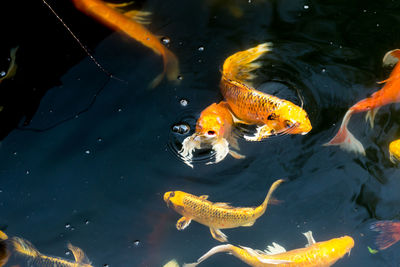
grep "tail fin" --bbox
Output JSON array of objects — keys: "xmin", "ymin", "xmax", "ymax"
[
  {"xmin": 370, "ymin": 220, "xmax": 400, "ymax": 250},
  {"xmin": 258, "ymin": 179, "xmax": 285, "ymax": 215},
  {"xmin": 222, "ymin": 43, "xmax": 272, "ymax": 85},
  {"xmin": 11, "ymin": 237, "xmax": 41, "ymax": 258},
  {"xmin": 323, "ymin": 109, "xmax": 365, "ymax": 155},
  {"xmin": 183, "ymin": 244, "xmax": 234, "ymax": 267},
  {"xmin": 150, "ymin": 48, "xmax": 180, "ymax": 88}
]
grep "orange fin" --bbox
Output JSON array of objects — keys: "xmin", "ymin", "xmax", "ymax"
[
  {"xmin": 228, "ymin": 150, "xmax": 245, "ymax": 159},
  {"xmin": 0, "ymin": 231, "xmax": 7, "ymax": 241},
  {"xmin": 323, "ymin": 110, "xmax": 365, "ymax": 155},
  {"xmin": 370, "ymin": 220, "xmax": 400, "ymax": 250},
  {"xmin": 150, "ymin": 48, "xmax": 180, "ymax": 88},
  {"xmin": 123, "ymin": 10, "xmax": 152, "ymax": 25}
]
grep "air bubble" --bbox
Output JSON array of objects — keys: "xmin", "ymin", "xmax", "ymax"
[
  {"xmin": 133, "ymin": 240, "xmax": 140, "ymax": 247},
  {"xmin": 198, "ymin": 46, "xmax": 204, "ymax": 51},
  {"xmin": 65, "ymin": 223, "xmax": 71, "ymax": 229},
  {"xmin": 304, "ymin": 5, "xmax": 309, "ymax": 9},
  {"xmin": 180, "ymin": 99, "xmax": 188, "ymax": 106},
  {"xmin": 172, "ymin": 123, "xmax": 190, "ymax": 135},
  {"xmin": 0, "ymin": 71, "xmax": 5, "ymax": 78},
  {"xmin": 161, "ymin": 37, "xmax": 170, "ymax": 45},
  {"xmin": 85, "ymin": 150, "xmax": 91, "ymax": 155},
  {"xmin": 177, "ymin": 75, "xmax": 183, "ymax": 81},
  {"xmin": 321, "ymin": 68, "xmax": 326, "ymax": 73}
]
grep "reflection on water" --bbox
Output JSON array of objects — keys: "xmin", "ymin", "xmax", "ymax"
[{"xmin": 1, "ymin": 0, "xmax": 400, "ymax": 266}]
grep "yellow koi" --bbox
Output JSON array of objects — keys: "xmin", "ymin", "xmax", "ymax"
[
  {"xmin": 164, "ymin": 179, "xmax": 284, "ymax": 242},
  {"xmin": 11, "ymin": 237, "xmax": 93, "ymax": 267},
  {"xmin": 184, "ymin": 231, "xmax": 354, "ymax": 267}
]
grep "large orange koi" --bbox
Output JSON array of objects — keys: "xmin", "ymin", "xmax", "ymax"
[
  {"xmin": 164, "ymin": 179, "xmax": 284, "ymax": 242},
  {"xmin": 324, "ymin": 49, "xmax": 400, "ymax": 155},
  {"xmin": 220, "ymin": 43, "xmax": 312, "ymax": 141},
  {"xmin": 184, "ymin": 231, "xmax": 354, "ymax": 267},
  {"xmin": 71, "ymin": 0, "xmax": 179, "ymax": 87}
]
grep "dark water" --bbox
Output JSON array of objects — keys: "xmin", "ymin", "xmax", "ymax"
[{"xmin": 1, "ymin": 0, "xmax": 400, "ymax": 266}]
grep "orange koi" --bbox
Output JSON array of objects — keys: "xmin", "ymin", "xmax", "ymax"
[
  {"xmin": 220, "ymin": 43, "xmax": 312, "ymax": 141},
  {"xmin": 184, "ymin": 231, "xmax": 354, "ymax": 267},
  {"xmin": 164, "ymin": 179, "xmax": 284, "ymax": 242},
  {"xmin": 11, "ymin": 237, "xmax": 93, "ymax": 267},
  {"xmin": 71, "ymin": 0, "xmax": 179, "ymax": 88},
  {"xmin": 179, "ymin": 101, "xmax": 244, "ymax": 167},
  {"xmin": 324, "ymin": 49, "xmax": 400, "ymax": 155},
  {"xmin": 370, "ymin": 220, "xmax": 400, "ymax": 250}
]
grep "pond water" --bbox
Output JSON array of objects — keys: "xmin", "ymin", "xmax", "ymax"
[{"xmin": 1, "ymin": 0, "xmax": 400, "ymax": 266}]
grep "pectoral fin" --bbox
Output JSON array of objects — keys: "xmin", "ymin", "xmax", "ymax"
[
  {"xmin": 176, "ymin": 217, "xmax": 192, "ymax": 230},
  {"xmin": 67, "ymin": 243, "xmax": 91, "ymax": 264},
  {"xmin": 124, "ymin": 10, "xmax": 152, "ymax": 24},
  {"xmin": 210, "ymin": 228, "xmax": 228, "ymax": 242},
  {"xmin": 244, "ymin": 125, "xmax": 274, "ymax": 141},
  {"xmin": 241, "ymin": 221, "xmax": 255, "ymax": 227},
  {"xmin": 229, "ymin": 150, "xmax": 245, "ymax": 159},
  {"xmin": 302, "ymin": 231, "xmax": 316, "ymax": 247}
]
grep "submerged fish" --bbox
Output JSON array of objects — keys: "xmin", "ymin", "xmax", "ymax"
[
  {"xmin": 164, "ymin": 179, "xmax": 284, "ymax": 242},
  {"xmin": 0, "ymin": 46, "xmax": 18, "ymax": 84},
  {"xmin": 220, "ymin": 43, "xmax": 312, "ymax": 141},
  {"xmin": 11, "ymin": 237, "xmax": 93, "ymax": 267},
  {"xmin": 184, "ymin": 231, "xmax": 354, "ymax": 267},
  {"xmin": 0, "ymin": 231, "xmax": 9, "ymax": 267},
  {"xmin": 71, "ymin": 0, "xmax": 179, "ymax": 88},
  {"xmin": 179, "ymin": 101, "xmax": 244, "ymax": 167},
  {"xmin": 370, "ymin": 220, "xmax": 400, "ymax": 250},
  {"xmin": 324, "ymin": 49, "xmax": 400, "ymax": 155},
  {"xmin": 389, "ymin": 139, "xmax": 400, "ymax": 163}
]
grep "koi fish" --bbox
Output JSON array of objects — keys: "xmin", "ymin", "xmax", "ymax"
[
  {"xmin": 164, "ymin": 179, "xmax": 284, "ymax": 242},
  {"xmin": 324, "ymin": 49, "xmax": 400, "ymax": 155},
  {"xmin": 220, "ymin": 43, "xmax": 312, "ymax": 141},
  {"xmin": 0, "ymin": 231, "xmax": 9, "ymax": 267},
  {"xmin": 184, "ymin": 231, "xmax": 354, "ymax": 267},
  {"xmin": 179, "ymin": 101, "xmax": 244, "ymax": 167},
  {"xmin": 11, "ymin": 237, "xmax": 93, "ymax": 267},
  {"xmin": 0, "ymin": 46, "xmax": 18, "ymax": 84},
  {"xmin": 71, "ymin": 0, "xmax": 179, "ymax": 88},
  {"xmin": 370, "ymin": 220, "xmax": 400, "ymax": 250},
  {"xmin": 389, "ymin": 139, "xmax": 400, "ymax": 163}
]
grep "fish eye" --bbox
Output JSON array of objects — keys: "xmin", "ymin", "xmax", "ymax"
[
  {"xmin": 207, "ymin": 130, "xmax": 216, "ymax": 136},
  {"xmin": 267, "ymin": 113, "xmax": 276, "ymax": 120},
  {"xmin": 170, "ymin": 192, "xmax": 175, "ymax": 197}
]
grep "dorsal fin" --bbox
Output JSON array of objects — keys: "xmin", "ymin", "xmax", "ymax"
[
  {"xmin": 199, "ymin": 195, "xmax": 209, "ymax": 200},
  {"xmin": 213, "ymin": 202, "xmax": 232, "ymax": 208},
  {"xmin": 67, "ymin": 243, "xmax": 92, "ymax": 264},
  {"xmin": 11, "ymin": 237, "xmax": 41, "ymax": 258}
]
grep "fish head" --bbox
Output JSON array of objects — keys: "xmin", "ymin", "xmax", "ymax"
[
  {"xmin": 195, "ymin": 103, "xmax": 232, "ymax": 142},
  {"xmin": 274, "ymin": 104, "xmax": 312, "ymax": 135},
  {"xmin": 338, "ymin": 236, "xmax": 355, "ymax": 256},
  {"xmin": 163, "ymin": 191, "xmax": 186, "ymax": 210}
]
